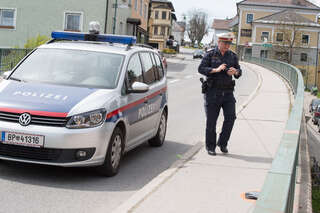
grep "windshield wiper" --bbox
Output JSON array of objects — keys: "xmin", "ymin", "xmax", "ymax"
[{"xmin": 9, "ymin": 77, "xmax": 22, "ymax": 82}]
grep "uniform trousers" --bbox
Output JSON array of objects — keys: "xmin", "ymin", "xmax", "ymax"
[{"xmin": 204, "ymin": 88, "xmax": 236, "ymax": 151}]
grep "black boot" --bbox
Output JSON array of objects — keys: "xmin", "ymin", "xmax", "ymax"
[{"xmin": 220, "ymin": 146, "xmax": 228, "ymax": 154}]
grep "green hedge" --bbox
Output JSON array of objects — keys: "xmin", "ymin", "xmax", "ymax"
[{"xmin": 163, "ymin": 48, "xmax": 176, "ymax": 54}]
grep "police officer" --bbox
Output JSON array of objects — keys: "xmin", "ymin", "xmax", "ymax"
[{"xmin": 198, "ymin": 33, "xmax": 242, "ymax": 156}]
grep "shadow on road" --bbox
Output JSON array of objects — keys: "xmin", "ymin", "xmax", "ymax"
[
  {"xmin": 167, "ymin": 62, "xmax": 186, "ymax": 72},
  {"xmin": 0, "ymin": 140, "xmax": 192, "ymax": 192}
]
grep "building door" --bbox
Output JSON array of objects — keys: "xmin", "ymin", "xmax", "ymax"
[{"xmin": 260, "ymin": 50, "xmax": 268, "ymax": 58}]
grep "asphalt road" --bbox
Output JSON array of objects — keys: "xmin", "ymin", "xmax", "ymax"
[{"xmin": 0, "ymin": 50, "xmax": 259, "ymax": 213}]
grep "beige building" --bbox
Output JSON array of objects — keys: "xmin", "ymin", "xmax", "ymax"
[
  {"xmin": 148, "ymin": 0, "xmax": 175, "ymax": 50},
  {"xmin": 237, "ymin": 0, "xmax": 320, "ymax": 88},
  {"xmin": 127, "ymin": 0, "xmax": 150, "ymax": 43}
]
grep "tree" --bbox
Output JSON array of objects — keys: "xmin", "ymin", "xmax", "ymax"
[
  {"xmin": 272, "ymin": 22, "xmax": 302, "ymax": 64},
  {"xmin": 186, "ymin": 10, "xmax": 209, "ymax": 47}
]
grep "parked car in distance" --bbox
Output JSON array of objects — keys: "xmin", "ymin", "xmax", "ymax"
[
  {"xmin": 309, "ymin": 98, "xmax": 320, "ymax": 113},
  {"xmin": 193, "ymin": 50, "xmax": 204, "ymax": 59},
  {"xmin": 312, "ymin": 105, "xmax": 320, "ymax": 125}
]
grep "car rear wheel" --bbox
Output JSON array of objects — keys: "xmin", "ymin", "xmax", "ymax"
[
  {"xmin": 96, "ymin": 127, "xmax": 123, "ymax": 177},
  {"xmin": 148, "ymin": 111, "xmax": 167, "ymax": 147}
]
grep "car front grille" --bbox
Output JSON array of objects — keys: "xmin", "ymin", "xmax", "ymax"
[
  {"xmin": 0, "ymin": 111, "xmax": 68, "ymax": 127},
  {"xmin": 0, "ymin": 143, "xmax": 62, "ymax": 161}
]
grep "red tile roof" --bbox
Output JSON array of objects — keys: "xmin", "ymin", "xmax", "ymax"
[{"xmin": 212, "ymin": 19, "xmax": 232, "ymax": 30}]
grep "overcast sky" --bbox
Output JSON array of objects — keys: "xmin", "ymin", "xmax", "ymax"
[
  {"xmin": 171, "ymin": 0, "xmax": 320, "ymax": 22},
  {"xmin": 170, "ymin": 0, "xmax": 320, "ymax": 43}
]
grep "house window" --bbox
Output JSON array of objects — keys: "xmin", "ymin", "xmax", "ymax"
[
  {"xmin": 167, "ymin": 28, "xmax": 170, "ymax": 36},
  {"xmin": 144, "ymin": 4, "xmax": 147, "ymax": 19},
  {"xmin": 162, "ymin": 11, "xmax": 167, "ymax": 20},
  {"xmin": 275, "ymin": 51, "xmax": 289, "ymax": 62},
  {"xmin": 139, "ymin": 0, "xmax": 143, "ymax": 16},
  {"xmin": 0, "ymin": 9, "xmax": 15, "ymax": 28},
  {"xmin": 135, "ymin": 0, "xmax": 138, "ymax": 11},
  {"xmin": 155, "ymin": 11, "xmax": 159, "ymax": 19},
  {"xmin": 261, "ymin": 32, "xmax": 269, "ymax": 42},
  {"xmin": 301, "ymin": 53, "xmax": 308, "ymax": 62},
  {"xmin": 302, "ymin": 34, "xmax": 309, "ymax": 44},
  {"xmin": 240, "ymin": 29, "xmax": 252, "ymax": 37},
  {"xmin": 64, "ymin": 12, "xmax": 82, "ymax": 31},
  {"xmin": 128, "ymin": 0, "xmax": 132, "ymax": 6},
  {"xmin": 246, "ymin": 14, "xmax": 253, "ymax": 23},
  {"xmin": 276, "ymin": 33, "xmax": 283, "ymax": 42},
  {"xmin": 154, "ymin": 26, "xmax": 158, "ymax": 35},
  {"xmin": 161, "ymin": 26, "xmax": 166, "ymax": 35}
]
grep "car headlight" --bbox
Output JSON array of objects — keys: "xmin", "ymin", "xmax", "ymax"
[{"xmin": 66, "ymin": 109, "xmax": 106, "ymax": 129}]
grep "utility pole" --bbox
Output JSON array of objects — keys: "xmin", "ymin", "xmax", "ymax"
[{"xmin": 112, "ymin": 0, "xmax": 118, "ymax": 34}]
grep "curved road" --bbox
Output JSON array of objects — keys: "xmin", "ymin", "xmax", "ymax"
[{"xmin": 0, "ymin": 49, "xmax": 259, "ymax": 213}]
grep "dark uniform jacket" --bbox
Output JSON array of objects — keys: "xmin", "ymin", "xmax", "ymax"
[{"xmin": 198, "ymin": 47, "xmax": 242, "ymax": 88}]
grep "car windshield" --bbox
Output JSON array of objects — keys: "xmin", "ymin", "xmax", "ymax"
[{"xmin": 10, "ymin": 48, "xmax": 125, "ymax": 89}]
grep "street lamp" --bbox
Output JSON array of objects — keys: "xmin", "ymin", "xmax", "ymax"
[{"xmin": 112, "ymin": 0, "xmax": 118, "ymax": 34}]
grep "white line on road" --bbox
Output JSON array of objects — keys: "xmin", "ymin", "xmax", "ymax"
[{"xmin": 169, "ymin": 79, "xmax": 180, "ymax": 84}]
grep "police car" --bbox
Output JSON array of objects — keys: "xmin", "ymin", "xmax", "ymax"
[{"xmin": 0, "ymin": 23, "xmax": 168, "ymax": 176}]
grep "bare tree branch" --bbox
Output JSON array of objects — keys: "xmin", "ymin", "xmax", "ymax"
[{"xmin": 186, "ymin": 10, "xmax": 209, "ymax": 46}]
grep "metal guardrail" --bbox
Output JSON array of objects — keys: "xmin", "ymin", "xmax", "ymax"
[
  {"xmin": 244, "ymin": 57, "xmax": 304, "ymax": 213},
  {"xmin": 0, "ymin": 48, "xmax": 32, "ymax": 73}
]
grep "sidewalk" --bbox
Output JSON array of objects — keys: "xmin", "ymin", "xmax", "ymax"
[{"xmin": 114, "ymin": 62, "xmax": 292, "ymax": 213}]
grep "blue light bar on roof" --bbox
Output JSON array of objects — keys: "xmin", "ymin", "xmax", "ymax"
[{"xmin": 51, "ymin": 31, "xmax": 137, "ymax": 45}]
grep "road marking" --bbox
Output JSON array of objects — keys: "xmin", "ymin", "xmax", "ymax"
[
  {"xmin": 169, "ymin": 79, "xmax": 180, "ymax": 84},
  {"xmin": 184, "ymin": 75, "xmax": 193, "ymax": 79}
]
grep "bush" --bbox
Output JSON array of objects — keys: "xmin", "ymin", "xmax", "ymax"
[
  {"xmin": 163, "ymin": 48, "xmax": 176, "ymax": 54},
  {"xmin": 24, "ymin": 34, "xmax": 50, "ymax": 49},
  {"xmin": 313, "ymin": 186, "xmax": 320, "ymax": 212}
]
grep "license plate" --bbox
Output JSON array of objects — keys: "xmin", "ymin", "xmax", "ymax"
[{"xmin": 1, "ymin": 132, "xmax": 45, "ymax": 148}]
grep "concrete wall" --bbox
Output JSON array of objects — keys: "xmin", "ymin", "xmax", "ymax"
[
  {"xmin": 0, "ymin": 0, "xmax": 115, "ymax": 48},
  {"xmin": 109, "ymin": 0, "xmax": 131, "ymax": 35}
]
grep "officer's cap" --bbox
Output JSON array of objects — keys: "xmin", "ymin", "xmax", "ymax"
[{"xmin": 217, "ymin": 32, "xmax": 233, "ymax": 44}]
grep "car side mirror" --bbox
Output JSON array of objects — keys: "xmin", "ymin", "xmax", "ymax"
[
  {"xmin": 128, "ymin": 82, "xmax": 149, "ymax": 93},
  {"xmin": 1, "ymin": 70, "xmax": 12, "ymax": 79}
]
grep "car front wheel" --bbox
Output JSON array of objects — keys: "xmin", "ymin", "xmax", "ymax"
[
  {"xmin": 148, "ymin": 111, "xmax": 167, "ymax": 147},
  {"xmin": 96, "ymin": 127, "xmax": 124, "ymax": 177}
]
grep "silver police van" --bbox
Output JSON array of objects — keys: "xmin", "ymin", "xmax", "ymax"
[{"xmin": 0, "ymin": 23, "xmax": 168, "ymax": 176}]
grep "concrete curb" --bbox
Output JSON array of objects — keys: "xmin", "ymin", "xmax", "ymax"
[{"xmin": 111, "ymin": 61, "xmax": 263, "ymax": 213}]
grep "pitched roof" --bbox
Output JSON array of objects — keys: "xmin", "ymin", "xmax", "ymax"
[
  {"xmin": 152, "ymin": 0, "xmax": 175, "ymax": 11},
  {"xmin": 238, "ymin": 0, "xmax": 320, "ymax": 9},
  {"xmin": 253, "ymin": 9, "xmax": 320, "ymax": 26},
  {"xmin": 212, "ymin": 19, "xmax": 232, "ymax": 30}
]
